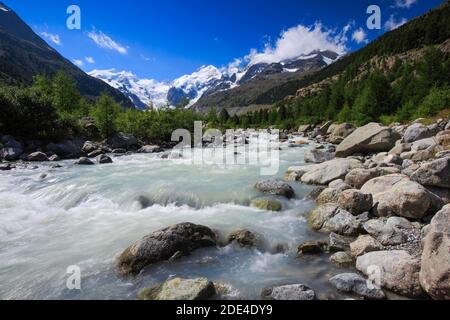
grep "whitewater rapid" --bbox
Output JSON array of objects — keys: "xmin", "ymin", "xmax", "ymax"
[{"xmin": 0, "ymin": 141, "xmax": 352, "ymax": 300}]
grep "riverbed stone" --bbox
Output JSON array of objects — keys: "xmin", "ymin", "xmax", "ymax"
[
  {"xmin": 27, "ymin": 152, "xmax": 49, "ymax": 162},
  {"xmin": 338, "ymin": 189, "xmax": 373, "ymax": 215},
  {"xmin": 297, "ymin": 241, "xmax": 328, "ymax": 255},
  {"xmin": 363, "ymin": 217, "xmax": 414, "ymax": 246},
  {"xmin": 117, "ymin": 222, "xmax": 217, "ymax": 275},
  {"xmin": 330, "ymin": 251, "xmax": 354, "ymax": 267},
  {"xmin": 300, "ymin": 158, "xmax": 363, "ymax": 185},
  {"xmin": 304, "ymin": 149, "xmax": 334, "ymax": 164},
  {"xmin": 350, "ymin": 235, "xmax": 383, "ymax": 257},
  {"xmin": 138, "ymin": 277, "xmax": 216, "ymax": 300},
  {"xmin": 329, "ymin": 273, "xmax": 385, "ymax": 300},
  {"xmin": 356, "ymin": 250, "xmax": 422, "ymax": 298},
  {"xmin": 261, "ymin": 284, "xmax": 316, "ymax": 300},
  {"xmin": 411, "ymin": 157, "xmax": 450, "ymax": 189},
  {"xmin": 97, "ymin": 154, "xmax": 113, "ymax": 164},
  {"xmin": 336, "ymin": 123, "xmax": 400, "ymax": 157},
  {"xmin": 137, "ymin": 145, "xmax": 164, "ymax": 153},
  {"xmin": 329, "ymin": 233, "xmax": 354, "ymax": 252},
  {"xmin": 403, "ymin": 123, "xmax": 434, "ymax": 143},
  {"xmin": 76, "ymin": 157, "xmax": 95, "ymax": 165},
  {"xmin": 255, "ymin": 180, "xmax": 295, "ymax": 199},
  {"xmin": 107, "ymin": 132, "xmax": 139, "ymax": 150},
  {"xmin": 309, "ymin": 204, "xmax": 361, "ymax": 236},
  {"xmin": 250, "ymin": 198, "xmax": 282, "ymax": 212},
  {"xmin": 227, "ymin": 229, "xmax": 258, "ymax": 247},
  {"xmin": 361, "ymin": 174, "xmax": 444, "ymax": 219},
  {"xmin": 420, "ymin": 204, "xmax": 450, "ymax": 300},
  {"xmin": 328, "ymin": 123, "xmax": 354, "ymax": 144}
]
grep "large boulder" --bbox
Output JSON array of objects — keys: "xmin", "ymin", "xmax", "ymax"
[
  {"xmin": 96, "ymin": 154, "xmax": 113, "ymax": 164},
  {"xmin": 27, "ymin": 152, "xmax": 49, "ymax": 162},
  {"xmin": 420, "ymin": 204, "xmax": 450, "ymax": 300},
  {"xmin": 336, "ymin": 123, "xmax": 401, "ymax": 158},
  {"xmin": 300, "ymin": 158, "xmax": 363, "ymax": 185},
  {"xmin": 298, "ymin": 124, "xmax": 312, "ymax": 134},
  {"xmin": 411, "ymin": 157, "xmax": 450, "ymax": 189},
  {"xmin": 361, "ymin": 174, "xmax": 444, "ymax": 219},
  {"xmin": 138, "ymin": 278, "xmax": 215, "ymax": 300},
  {"xmin": 117, "ymin": 223, "xmax": 217, "ymax": 275},
  {"xmin": 329, "ymin": 273, "xmax": 385, "ymax": 300},
  {"xmin": 261, "ymin": 284, "xmax": 316, "ymax": 300},
  {"xmin": 403, "ymin": 123, "xmax": 434, "ymax": 144},
  {"xmin": 338, "ymin": 189, "xmax": 373, "ymax": 215},
  {"xmin": 308, "ymin": 204, "xmax": 362, "ymax": 236},
  {"xmin": 76, "ymin": 157, "xmax": 95, "ymax": 165},
  {"xmin": 81, "ymin": 141, "xmax": 99, "ymax": 154},
  {"xmin": 46, "ymin": 139, "xmax": 84, "ymax": 157},
  {"xmin": 107, "ymin": 132, "xmax": 139, "ymax": 150},
  {"xmin": 356, "ymin": 250, "xmax": 422, "ymax": 298},
  {"xmin": 304, "ymin": 149, "xmax": 334, "ymax": 164},
  {"xmin": 436, "ymin": 130, "xmax": 450, "ymax": 147},
  {"xmin": 255, "ymin": 180, "xmax": 295, "ymax": 199},
  {"xmin": 345, "ymin": 167, "xmax": 400, "ymax": 189},
  {"xmin": 328, "ymin": 123, "xmax": 354, "ymax": 144},
  {"xmin": 1, "ymin": 147, "xmax": 23, "ymax": 161}
]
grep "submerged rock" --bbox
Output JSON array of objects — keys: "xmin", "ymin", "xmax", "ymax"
[
  {"xmin": 117, "ymin": 222, "xmax": 217, "ymax": 275},
  {"xmin": 96, "ymin": 154, "xmax": 113, "ymax": 164},
  {"xmin": 76, "ymin": 157, "xmax": 95, "ymax": 165},
  {"xmin": 297, "ymin": 241, "xmax": 328, "ymax": 255},
  {"xmin": 330, "ymin": 273, "xmax": 385, "ymax": 300},
  {"xmin": 227, "ymin": 229, "xmax": 258, "ymax": 248},
  {"xmin": 261, "ymin": 284, "xmax": 316, "ymax": 300},
  {"xmin": 254, "ymin": 180, "xmax": 295, "ymax": 199},
  {"xmin": 138, "ymin": 277, "xmax": 215, "ymax": 300},
  {"xmin": 420, "ymin": 204, "xmax": 450, "ymax": 300},
  {"xmin": 250, "ymin": 198, "xmax": 282, "ymax": 212}
]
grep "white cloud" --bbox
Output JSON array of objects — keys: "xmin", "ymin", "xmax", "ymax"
[
  {"xmin": 394, "ymin": 0, "xmax": 418, "ymax": 9},
  {"xmin": 87, "ymin": 29, "xmax": 127, "ymax": 55},
  {"xmin": 73, "ymin": 59, "xmax": 84, "ymax": 67},
  {"xmin": 385, "ymin": 15, "xmax": 408, "ymax": 31},
  {"xmin": 352, "ymin": 28, "xmax": 369, "ymax": 44},
  {"xmin": 243, "ymin": 22, "xmax": 348, "ymax": 66},
  {"xmin": 85, "ymin": 56, "xmax": 95, "ymax": 64},
  {"xmin": 40, "ymin": 32, "xmax": 61, "ymax": 46}
]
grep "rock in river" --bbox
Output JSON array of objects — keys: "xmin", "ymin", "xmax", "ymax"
[
  {"xmin": 117, "ymin": 222, "xmax": 217, "ymax": 275},
  {"xmin": 254, "ymin": 180, "xmax": 295, "ymax": 199},
  {"xmin": 138, "ymin": 277, "xmax": 216, "ymax": 300},
  {"xmin": 250, "ymin": 198, "xmax": 282, "ymax": 212},
  {"xmin": 308, "ymin": 204, "xmax": 362, "ymax": 236},
  {"xmin": 261, "ymin": 284, "xmax": 316, "ymax": 300}
]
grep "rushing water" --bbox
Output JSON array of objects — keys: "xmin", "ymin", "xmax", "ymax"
[{"xmin": 0, "ymin": 137, "xmax": 354, "ymax": 300}]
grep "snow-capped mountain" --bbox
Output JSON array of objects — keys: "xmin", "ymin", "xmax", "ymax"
[
  {"xmin": 89, "ymin": 50, "xmax": 340, "ymax": 109},
  {"xmin": 88, "ymin": 69, "xmax": 171, "ymax": 110}
]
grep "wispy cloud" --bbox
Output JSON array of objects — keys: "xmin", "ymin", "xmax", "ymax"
[
  {"xmin": 352, "ymin": 28, "xmax": 369, "ymax": 44},
  {"xmin": 85, "ymin": 56, "xmax": 95, "ymax": 64},
  {"xmin": 40, "ymin": 32, "xmax": 61, "ymax": 46},
  {"xmin": 140, "ymin": 54, "xmax": 155, "ymax": 62},
  {"xmin": 394, "ymin": 0, "xmax": 418, "ymax": 9},
  {"xmin": 385, "ymin": 15, "xmax": 408, "ymax": 31},
  {"xmin": 243, "ymin": 22, "xmax": 348, "ymax": 66},
  {"xmin": 87, "ymin": 29, "xmax": 127, "ymax": 55},
  {"xmin": 73, "ymin": 59, "xmax": 84, "ymax": 67}
]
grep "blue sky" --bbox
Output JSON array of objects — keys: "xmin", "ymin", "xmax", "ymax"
[{"xmin": 3, "ymin": 0, "xmax": 445, "ymax": 81}]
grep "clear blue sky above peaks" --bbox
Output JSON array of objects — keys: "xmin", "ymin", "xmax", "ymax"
[{"xmin": 3, "ymin": 0, "xmax": 445, "ymax": 81}]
